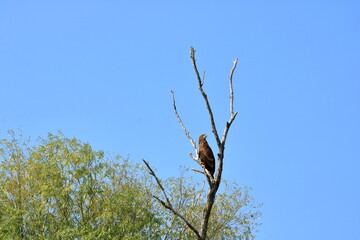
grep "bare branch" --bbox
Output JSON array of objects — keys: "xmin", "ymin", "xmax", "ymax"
[
  {"xmin": 189, "ymin": 153, "xmax": 204, "ymax": 167},
  {"xmin": 142, "ymin": 159, "xmax": 202, "ymax": 239},
  {"xmin": 221, "ymin": 112, "xmax": 238, "ymax": 147},
  {"xmin": 191, "ymin": 168, "xmax": 206, "ymax": 175},
  {"xmin": 189, "ymin": 153, "xmax": 197, "ymax": 161},
  {"xmin": 200, "ymin": 182, "xmax": 218, "ymax": 238},
  {"xmin": 220, "ymin": 58, "xmax": 239, "ymax": 149},
  {"xmin": 142, "ymin": 159, "xmax": 172, "ymax": 206},
  {"xmin": 190, "ymin": 47, "xmax": 221, "ymax": 148},
  {"xmin": 153, "ymin": 195, "xmax": 200, "ymax": 238},
  {"xmin": 229, "ymin": 58, "xmax": 238, "ymax": 117},
  {"xmin": 172, "ymin": 90, "xmax": 207, "ymax": 172},
  {"xmin": 171, "ymin": 90, "xmax": 197, "ymax": 151}
]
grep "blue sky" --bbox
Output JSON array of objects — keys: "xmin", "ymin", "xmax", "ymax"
[{"xmin": 1, "ymin": 1, "xmax": 360, "ymax": 239}]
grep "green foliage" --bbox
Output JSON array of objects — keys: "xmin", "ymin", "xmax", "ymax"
[
  {"xmin": 0, "ymin": 130, "xmax": 260, "ymax": 239},
  {"xmin": 153, "ymin": 169, "xmax": 261, "ymax": 239},
  {"xmin": 0, "ymin": 130, "xmax": 161, "ymax": 239}
]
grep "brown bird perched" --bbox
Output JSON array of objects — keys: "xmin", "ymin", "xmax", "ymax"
[{"xmin": 198, "ymin": 134, "xmax": 215, "ymax": 177}]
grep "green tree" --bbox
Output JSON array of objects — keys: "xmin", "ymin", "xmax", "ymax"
[
  {"xmin": 0, "ymin": 130, "xmax": 162, "ymax": 240},
  {"xmin": 0, "ymin": 130, "xmax": 260, "ymax": 239}
]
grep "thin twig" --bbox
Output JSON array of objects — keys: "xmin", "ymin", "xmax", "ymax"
[
  {"xmin": 191, "ymin": 168, "xmax": 206, "ymax": 175},
  {"xmin": 142, "ymin": 159, "xmax": 202, "ymax": 239},
  {"xmin": 171, "ymin": 90, "xmax": 197, "ymax": 151},
  {"xmin": 189, "ymin": 153, "xmax": 205, "ymax": 170},
  {"xmin": 143, "ymin": 159, "xmax": 172, "ymax": 206}
]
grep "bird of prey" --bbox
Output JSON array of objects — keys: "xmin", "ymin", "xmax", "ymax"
[{"xmin": 198, "ymin": 134, "xmax": 215, "ymax": 177}]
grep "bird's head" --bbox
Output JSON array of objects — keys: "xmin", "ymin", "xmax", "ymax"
[{"xmin": 199, "ymin": 134, "xmax": 207, "ymax": 141}]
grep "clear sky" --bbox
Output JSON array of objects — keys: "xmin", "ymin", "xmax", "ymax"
[{"xmin": 1, "ymin": 1, "xmax": 359, "ymax": 239}]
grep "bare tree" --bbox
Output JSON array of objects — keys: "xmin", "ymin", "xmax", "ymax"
[{"xmin": 143, "ymin": 47, "xmax": 239, "ymax": 240}]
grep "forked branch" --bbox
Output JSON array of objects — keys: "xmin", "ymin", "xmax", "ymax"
[
  {"xmin": 189, "ymin": 47, "xmax": 239, "ymax": 239},
  {"xmin": 145, "ymin": 47, "xmax": 240, "ymax": 240},
  {"xmin": 221, "ymin": 58, "xmax": 239, "ymax": 147}
]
